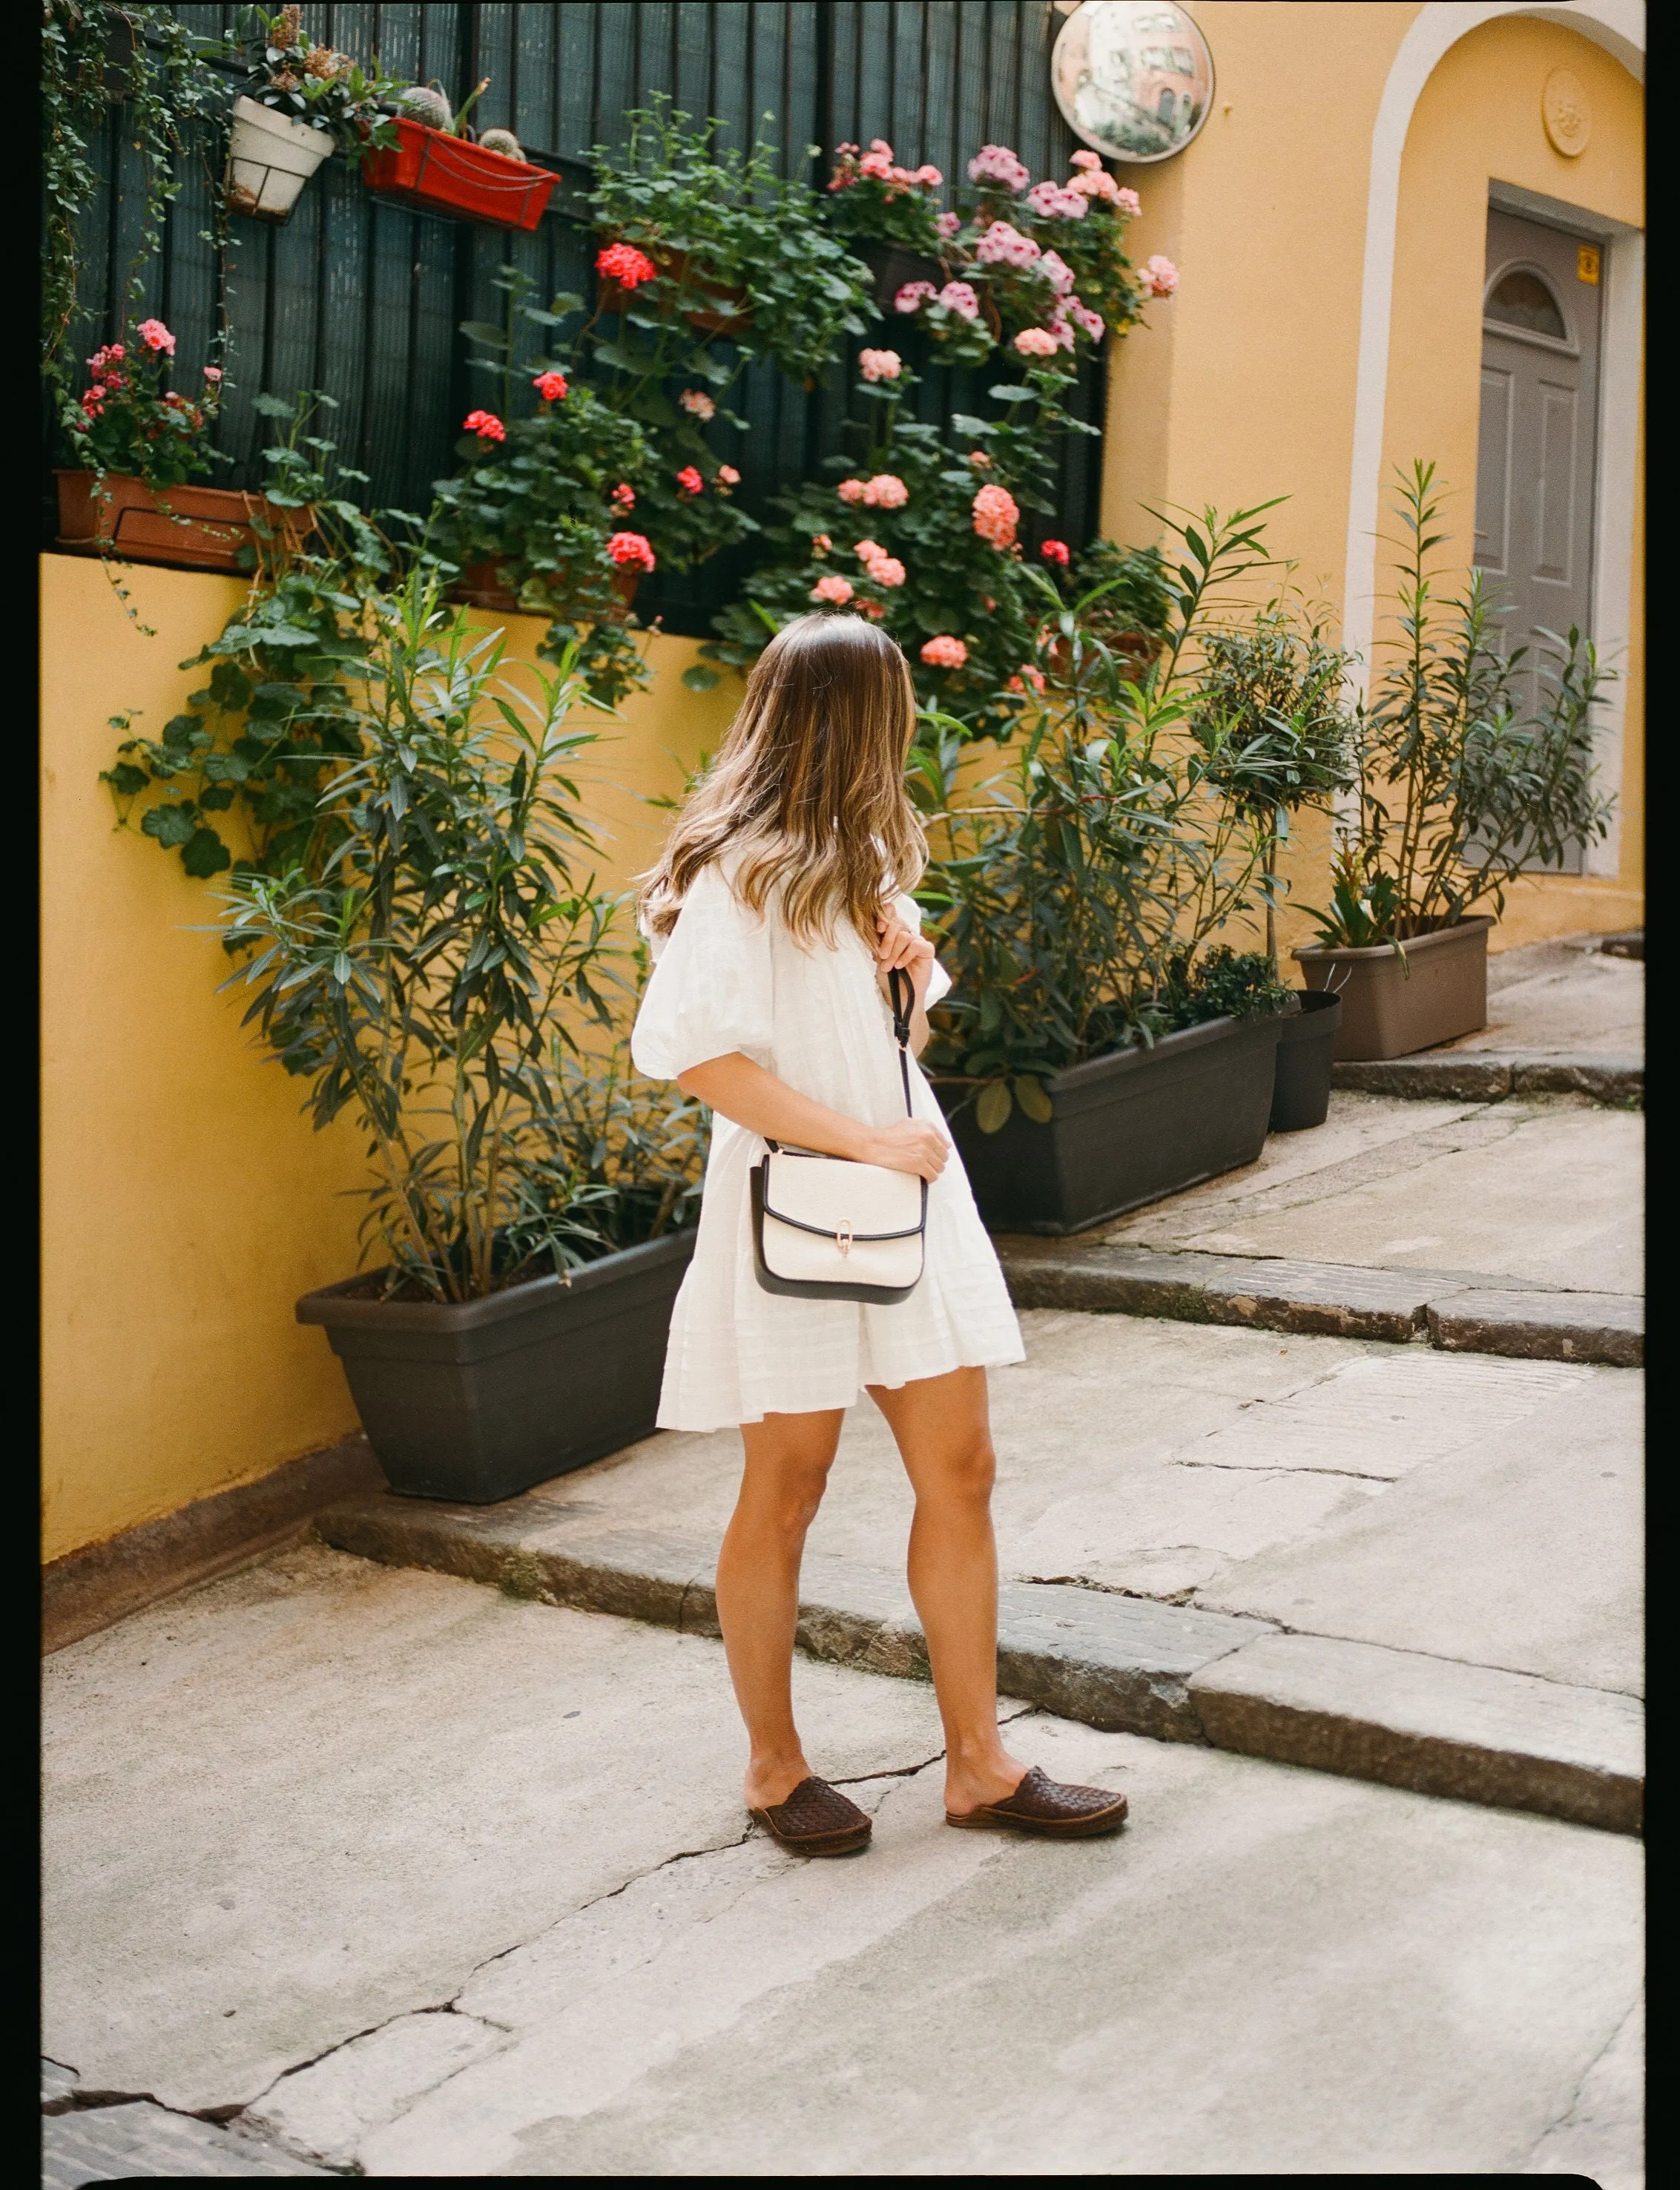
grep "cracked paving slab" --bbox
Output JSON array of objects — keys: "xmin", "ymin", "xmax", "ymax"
[
  {"xmin": 506, "ymin": 1309, "xmax": 1640, "ymax": 1691},
  {"xmin": 40, "ymin": 1541, "xmax": 978, "ymax": 2115},
  {"xmin": 42, "ymin": 1549, "xmax": 1641, "ymax": 2178}
]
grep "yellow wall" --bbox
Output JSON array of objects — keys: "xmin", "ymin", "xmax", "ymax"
[
  {"xmin": 40, "ymin": 554, "xmax": 737, "ymax": 1562},
  {"xmin": 1101, "ymin": 3, "xmax": 1643, "ymax": 956}
]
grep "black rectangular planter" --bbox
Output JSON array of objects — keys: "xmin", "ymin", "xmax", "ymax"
[
  {"xmin": 296, "ymin": 1230, "xmax": 696, "ymax": 1504},
  {"xmin": 941, "ymin": 1014, "xmax": 1285, "ymax": 1236}
]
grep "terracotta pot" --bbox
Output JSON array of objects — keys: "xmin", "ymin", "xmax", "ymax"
[
  {"xmin": 54, "ymin": 470, "xmax": 310, "ymax": 572},
  {"xmin": 597, "ymin": 243, "xmax": 752, "ymax": 336},
  {"xmin": 362, "ymin": 117, "xmax": 557, "ymax": 231},
  {"xmin": 452, "ymin": 561, "xmax": 639, "ymax": 619},
  {"xmin": 1294, "ymin": 915, "xmax": 1492, "ymax": 1060},
  {"xmin": 1044, "ymin": 627, "xmax": 1161, "ymax": 683}
]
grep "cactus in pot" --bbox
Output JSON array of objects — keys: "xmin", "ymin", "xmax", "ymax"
[
  {"xmin": 399, "ymin": 82, "xmax": 452, "ymax": 131},
  {"xmin": 479, "ymin": 128, "xmax": 524, "ymax": 160}
]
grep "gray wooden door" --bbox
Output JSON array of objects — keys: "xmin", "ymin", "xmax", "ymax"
[{"xmin": 1474, "ymin": 208, "xmax": 1602, "ymax": 869}]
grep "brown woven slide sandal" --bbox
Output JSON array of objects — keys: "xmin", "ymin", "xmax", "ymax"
[
  {"xmin": 946, "ymin": 1764, "xmax": 1129, "ymax": 1838},
  {"xmin": 749, "ymin": 1775, "xmax": 873, "ymax": 1856}
]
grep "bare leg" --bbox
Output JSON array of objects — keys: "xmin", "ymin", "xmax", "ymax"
[
  {"xmin": 714, "ymin": 1407, "xmax": 846, "ymax": 1811},
  {"xmin": 866, "ymin": 1367, "xmax": 1027, "ymax": 1815}
]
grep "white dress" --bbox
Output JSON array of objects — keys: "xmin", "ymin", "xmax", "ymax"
[{"xmin": 630, "ymin": 859, "xmax": 1024, "ymax": 1430}]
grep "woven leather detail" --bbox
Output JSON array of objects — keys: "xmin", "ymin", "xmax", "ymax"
[
  {"xmin": 990, "ymin": 1766, "xmax": 1127, "ymax": 1822},
  {"xmin": 759, "ymin": 1775, "xmax": 872, "ymax": 1843}
]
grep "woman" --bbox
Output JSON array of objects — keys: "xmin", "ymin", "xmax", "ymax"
[{"xmin": 632, "ymin": 614, "xmax": 1127, "ymax": 1855}]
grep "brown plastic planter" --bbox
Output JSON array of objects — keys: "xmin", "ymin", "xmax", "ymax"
[
  {"xmin": 1294, "ymin": 915, "xmax": 1492, "ymax": 1060},
  {"xmin": 55, "ymin": 470, "xmax": 309, "ymax": 573},
  {"xmin": 297, "ymin": 1229, "xmax": 696, "ymax": 1503},
  {"xmin": 940, "ymin": 1013, "xmax": 1285, "ymax": 1237},
  {"xmin": 597, "ymin": 243, "xmax": 753, "ymax": 335},
  {"xmin": 452, "ymin": 562, "xmax": 639, "ymax": 618}
]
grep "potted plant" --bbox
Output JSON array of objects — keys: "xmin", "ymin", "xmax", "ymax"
[
  {"xmin": 1297, "ymin": 464, "xmax": 1615, "ymax": 1060},
  {"xmin": 586, "ymin": 102, "xmax": 874, "ymax": 384},
  {"xmin": 53, "ymin": 318, "xmax": 301, "ymax": 570},
  {"xmin": 361, "ymin": 73, "xmax": 559, "ymax": 231},
  {"xmin": 439, "ymin": 265, "xmax": 756, "ymax": 666},
  {"xmin": 227, "ymin": 6, "xmax": 401, "ymax": 223},
  {"xmin": 211, "ymin": 567, "xmax": 701, "ymax": 1502},
  {"xmin": 697, "ymin": 349, "xmax": 1099, "ymax": 731},
  {"xmin": 821, "ymin": 138, "xmax": 950, "ymax": 309},
  {"xmin": 1190, "ymin": 597, "xmax": 1357, "ymax": 1128},
  {"xmin": 920, "ymin": 502, "xmax": 1302, "ymax": 1234}
]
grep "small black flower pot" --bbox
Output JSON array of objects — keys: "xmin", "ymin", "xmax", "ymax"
[
  {"xmin": 858, "ymin": 240, "xmax": 946, "ymax": 313},
  {"xmin": 940, "ymin": 1013, "xmax": 1285, "ymax": 1237},
  {"xmin": 296, "ymin": 1230, "xmax": 696, "ymax": 1504},
  {"xmin": 1268, "ymin": 988, "xmax": 1343, "ymax": 1132}
]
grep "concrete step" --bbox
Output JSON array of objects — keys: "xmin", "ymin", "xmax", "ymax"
[
  {"xmin": 1331, "ymin": 1051, "xmax": 1642, "ymax": 1103},
  {"xmin": 313, "ymin": 1493, "xmax": 1644, "ymax": 1837},
  {"xmin": 995, "ymin": 1244, "xmax": 1644, "ymax": 1366}
]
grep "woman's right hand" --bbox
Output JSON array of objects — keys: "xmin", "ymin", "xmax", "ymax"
[{"xmin": 863, "ymin": 1119, "xmax": 949, "ymax": 1181}]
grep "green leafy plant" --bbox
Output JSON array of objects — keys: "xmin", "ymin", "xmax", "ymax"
[
  {"xmin": 102, "ymin": 392, "xmax": 416, "ymax": 882},
  {"xmin": 698, "ymin": 352, "xmax": 1097, "ymax": 730},
  {"xmin": 214, "ymin": 567, "xmax": 639, "ymax": 1302},
  {"xmin": 233, "ymin": 4, "xmax": 403, "ymax": 162},
  {"xmin": 588, "ymin": 101, "xmax": 875, "ymax": 385},
  {"xmin": 1190, "ymin": 598, "xmax": 1356, "ymax": 970},
  {"xmin": 823, "ymin": 138, "xmax": 948, "ymax": 254},
  {"xmin": 920, "ymin": 501, "xmax": 1302, "ymax": 1128},
  {"xmin": 1302, "ymin": 463, "xmax": 1615, "ymax": 945},
  {"xmin": 42, "ymin": 1, "xmax": 234, "ymax": 391}
]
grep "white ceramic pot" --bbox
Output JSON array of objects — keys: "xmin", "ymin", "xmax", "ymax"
[{"xmin": 225, "ymin": 95, "xmax": 335, "ymax": 222}]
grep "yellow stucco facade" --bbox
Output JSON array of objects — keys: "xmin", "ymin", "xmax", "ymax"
[{"xmin": 42, "ymin": 2, "xmax": 1642, "ymax": 1562}]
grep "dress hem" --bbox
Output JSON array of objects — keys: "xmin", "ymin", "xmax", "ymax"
[{"xmin": 655, "ymin": 1340, "xmax": 1027, "ymax": 1435}]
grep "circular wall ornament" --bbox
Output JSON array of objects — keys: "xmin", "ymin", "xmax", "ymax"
[
  {"xmin": 1541, "ymin": 68, "xmax": 1592, "ymax": 157},
  {"xmin": 1050, "ymin": 1, "xmax": 1214, "ymax": 165}
]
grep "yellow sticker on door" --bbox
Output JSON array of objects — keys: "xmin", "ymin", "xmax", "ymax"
[{"xmin": 1578, "ymin": 243, "xmax": 1601, "ymax": 285}]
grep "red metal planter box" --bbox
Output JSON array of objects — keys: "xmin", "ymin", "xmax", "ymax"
[{"xmin": 362, "ymin": 119, "xmax": 557, "ymax": 231}]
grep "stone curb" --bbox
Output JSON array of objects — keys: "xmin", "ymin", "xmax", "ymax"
[
  {"xmin": 314, "ymin": 1494, "xmax": 1644, "ymax": 1835},
  {"xmin": 995, "ymin": 1244, "xmax": 1644, "ymax": 1366},
  {"xmin": 1331, "ymin": 1050, "xmax": 1642, "ymax": 1103}
]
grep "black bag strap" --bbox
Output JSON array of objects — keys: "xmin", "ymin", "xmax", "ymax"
[{"xmin": 765, "ymin": 964, "xmax": 917, "ymax": 1156}]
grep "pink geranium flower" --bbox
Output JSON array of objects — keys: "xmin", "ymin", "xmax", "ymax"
[
  {"xmin": 975, "ymin": 221, "xmax": 1040, "ymax": 269},
  {"xmin": 1142, "ymin": 254, "xmax": 1179, "ymax": 297},
  {"xmin": 1116, "ymin": 186, "xmax": 1142, "ymax": 216},
  {"xmin": 1039, "ymin": 250, "xmax": 1075, "ymax": 295},
  {"xmin": 607, "ymin": 531, "xmax": 656, "ymax": 571},
  {"xmin": 863, "ymin": 474, "xmax": 909, "ymax": 509},
  {"xmin": 935, "ymin": 210, "xmax": 961, "ymax": 240},
  {"xmin": 972, "ymin": 483, "xmax": 1020, "ymax": 548},
  {"xmin": 718, "ymin": 464, "xmax": 740, "ymax": 486},
  {"xmin": 679, "ymin": 389, "xmax": 716, "ymax": 419},
  {"xmin": 967, "ymin": 144, "xmax": 1030, "ymax": 192},
  {"xmin": 1013, "ymin": 327, "xmax": 1060, "ymax": 359},
  {"xmin": 1024, "ymin": 182, "xmax": 1087, "ymax": 220},
  {"xmin": 463, "ymin": 410, "xmax": 506, "ymax": 441},
  {"xmin": 596, "ymin": 241, "xmax": 659, "ymax": 289},
  {"xmin": 533, "ymin": 370, "xmax": 568, "ymax": 401},
  {"xmin": 864, "ymin": 555, "xmax": 906, "ymax": 588},
  {"xmin": 854, "ymin": 539, "xmax": 883, "ymax": 562},
  {"xmin": 837, "ymin": 479, "xmax": 869, "ymax": 504},
  {"xmin": 610, "ymin": 482, "xmax": 636, "ymax": 510},
  {"xmin": 1040, "ymin": 539, "xmax": 1070, "ymax": 567},
  {"xmin": 920, "ymin": 634, "xmax": 969, "ymax": 668},
  {"xmin": 968, "ymin": 450, "xmax": 992, "ymax": 469},
  {"xmin": 812, "ymin": 533, "xmax": 832, "ymax": 553},
  {"xmin": 136, "ymin": 318, "xmax": 176, "ymax": 355},
  {"xmin": 895, "ymin": 280, "xmax": 937, "ymax": 315},
  {"xmin": 1071, "ymin": 151, "xmax": 1101, "ymax": 172},
  {"xmin": 202, "ymin": 364, "xmax": 223, "ymax": 383},
  {"xmin": 858, "ymin": 348, "xmax": 902, "ymax": 382},
  {"xmin": 860, "ymin": 598, "xmax": 888, "ymax": 621},
  {"xmin": 936, "ymin": 281, "xmax": 981, "ymax": 321},
  {"xmin": 812, "ymin": 573, "xmax": 854, "ymax": 605}
]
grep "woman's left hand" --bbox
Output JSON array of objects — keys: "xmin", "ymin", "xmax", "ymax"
[{"xmin": 874, "ymin": 907, "xmax": 938, "ymax": 1009}]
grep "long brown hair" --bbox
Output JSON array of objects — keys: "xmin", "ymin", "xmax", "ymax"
[{"xmin": 639, "ymin": 613, "xmax": 925, "ymax": 944}]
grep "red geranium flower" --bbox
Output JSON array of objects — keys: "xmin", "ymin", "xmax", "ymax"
[
  {"xmin": 676, "ymin": 465, "xmax": 704, "ymax": 497},
  {"xmin": 532, "ymin": 371, "xmax": 568, "ymax": 402},
  {"xmin": 463, "ymin": 410, "xmax": 506, "ymax": 442},
  {"xmin": 596, "ymin": 242, "xmax": 658, "ymax": 289},
  {"xmin": 1040, "ymin": 539, "xmax": 1071, "ymax": 567},
  {"xmin": 606, "ymin": 531, "xmax": 656, "ymax": 572}
]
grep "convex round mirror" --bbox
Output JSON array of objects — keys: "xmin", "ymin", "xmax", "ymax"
[{"xmin": 1051, "ymin": 1, "xmax": 1215, "ymax": 163}]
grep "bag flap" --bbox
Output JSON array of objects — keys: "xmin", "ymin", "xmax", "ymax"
[{"xmin": 761, "ymin": 1151, "xmax": 926, "ymax": 1240}]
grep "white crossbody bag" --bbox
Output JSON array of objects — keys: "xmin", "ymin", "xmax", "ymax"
[{"xmin": 749, "ymin": 967, "xmax": 928, "ymax": 1304}]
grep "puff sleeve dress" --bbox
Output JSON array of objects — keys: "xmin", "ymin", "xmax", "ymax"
[{"xmin": 630, "ymin": 859, "xmax": 1024, "ymax": 1430}]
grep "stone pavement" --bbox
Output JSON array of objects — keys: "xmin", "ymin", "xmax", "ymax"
[{"xmin": 42, "ymin": 1546, "xmax": 1644, "ymax": 2180}]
